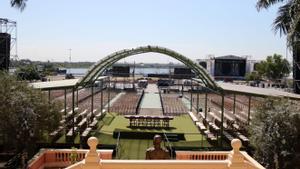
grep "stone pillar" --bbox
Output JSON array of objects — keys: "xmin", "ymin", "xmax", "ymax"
[
  {"xmin": 82, "ymin": 137, "xmax": 101, "ymax": 169},
  {"xmin": 228, "ymin": 139, "xmax": 245, "ymax": 168},
  {"xmin": 64, "ymin": 89, "xmax": 67, "ymax": 116}
]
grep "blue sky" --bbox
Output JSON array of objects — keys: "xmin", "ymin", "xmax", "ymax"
[{"xmin": 0, "ymin": 0, "xmax": 289, "ymax": 63}]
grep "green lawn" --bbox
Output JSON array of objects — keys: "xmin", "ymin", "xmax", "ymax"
[
  {"xmin": 101, "ymin": 113, "xmax": 206, "ymax": 140},
  {"xmin": 56, "ymin": 112, "xmax": 212, "ymax": 159},
  {"xmin": 100, "ymin": 113, "xmax": 211, "ymax": 159}
]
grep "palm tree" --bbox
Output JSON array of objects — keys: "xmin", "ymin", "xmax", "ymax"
[
  {"xmin": 10, "ymin": 0, "xmax": 27, "ymax": 11},
  {"xmin": 256, "ymin": 0, "xmax": 300, "ymax": 46}
]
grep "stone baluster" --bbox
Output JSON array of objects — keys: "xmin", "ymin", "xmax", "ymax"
[
  {"xmin": 228, "ymin": 139, "xmax": 245, "ymax": 168},
  {"xmin": 82, "ymin": 137, "xmax": 102, "ymax": 169}
]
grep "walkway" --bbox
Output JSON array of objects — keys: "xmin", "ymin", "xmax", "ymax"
[
  {"xmin": 140, "ymin": 93, "xmax": 161, "ymax": 109},
  {"xmin": 144, "ymin": 83, "xmax": 159, "ymax": 93},
  {"xmin": 139, "ymin": 84, "xmax": 163, "ymax": 116}
]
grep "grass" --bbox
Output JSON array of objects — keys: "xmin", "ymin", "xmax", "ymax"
[
  {"xmin": 56, "ymin": 112, "xmax": 212, "ymax": 159},
  {"xmin": 100, "ymin": 113, "xmax": 211, "ymax": 159}
]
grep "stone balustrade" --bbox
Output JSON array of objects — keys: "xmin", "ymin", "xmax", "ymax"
[
  {"xmin": 28, "ymin": 148, "xmax": 113, "ymax": 169},
  {"xmin": 176, "ymin": 151, "xmax": 228, "ymax": 160},
  {"xmin": 28, "ymin": 137, "xmax": 265, "ymax": 169}
]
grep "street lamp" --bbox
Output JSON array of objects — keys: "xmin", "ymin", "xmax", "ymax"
[{"xmin": 68, "ymin": 48, "xmax": 72, "ymax": 74}]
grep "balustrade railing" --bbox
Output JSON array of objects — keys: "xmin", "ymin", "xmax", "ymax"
[
  {"xmin": 28, "ymin": 137, "xmax": 265, "ymax": 169},
  {"xmin": 176, "ymin": 151, "xmax": 228, "ymax": 160},
  {"xmin": 28, "ymin": 149, "xmax": 113, "ymax": 169}
]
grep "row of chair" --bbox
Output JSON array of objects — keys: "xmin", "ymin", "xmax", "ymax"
[
  {"xmin": 111, "ymin": 92, "xmax": 142, "ymax": 115},
  {"xmin": 161, "ymin": 94, "xmax": 188, "ymax": 116}
]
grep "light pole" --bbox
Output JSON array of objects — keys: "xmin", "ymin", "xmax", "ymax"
[{"xmin": 68, "ymin": 48, "xmax": 72, "ymax": 74}]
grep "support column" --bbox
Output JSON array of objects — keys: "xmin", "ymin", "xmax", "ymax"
[
  {"xmin": 196, "ymin": 87, "xmax": 199, "ymax": 114},
  {"xmin": 108, "ymin": 77, "xmax": 110, "ymax": 113},
  {"xmin": 64, "ymin": 89, "xmax": 67, "ymax": 116},
  {"xmin": 72, "ymin": 87, "xmax": 75, "ymax": 135},
  {"xmin": 101, "ymin": 81, "xmax": 103, "ymax": 112},
  {"xmin": 204, "ymin": 93, "xmax": 208, "ymax": 119},
  {"xmin": 220, "ymin": 94, "xmax": 224, "ymax": 147},
  {"xmin": 247, "ymin": 96, "xmax": 251, "ymax": 124},
  {"xmin": 190, "ymin": 79, "xmax": 193, "ymax": 112},
  {"xmin": 233, "ymin": 93, "xmax": 236, "ymax": 115},
  {"xmin": 91, "ymin": 85, "xmax": 94, "ymax": 116},
  {"xmin": 76, "ymin": 89, "xmax": 79, "ymax": 107}
]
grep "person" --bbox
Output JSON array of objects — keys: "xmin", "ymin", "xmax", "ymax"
[{"xmin": 145, "ymin": 135, "xmax": 170, "ymax": 160}]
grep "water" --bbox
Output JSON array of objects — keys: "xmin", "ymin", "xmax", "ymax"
[
  {"xmin": 67, "ymin": 67, "xmax": 171, "ymax": 76},
  {"xmin": 67, "ymin": 68, "xmax": 88, "ymax": 75}
]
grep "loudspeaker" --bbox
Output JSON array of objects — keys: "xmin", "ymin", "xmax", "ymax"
[
  {"xmin": 0, "ymin": 33, "xmax": 11, "ymax": 71},
  {"xmin": 293, "ymin": 42, "xmax": 300, "ymax": 94}
]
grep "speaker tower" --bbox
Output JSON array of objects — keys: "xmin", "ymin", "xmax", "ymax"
[
  {"xmin": 293, "ymin": 42, "xmax": 300, "ymax": 94},
  {"xmin": 0, "ymin": 33, "xmax": 11, "ymax": 71}
]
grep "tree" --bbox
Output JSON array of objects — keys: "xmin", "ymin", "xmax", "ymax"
[
  {"xmin": 255, "ymin": 54, "xmax": 291, "ymax": 82},
  {"xmin": 0, "ymin": 71, "xmax": 62, "ymax": 156},
  {"xmin": 249, "ymin": 98, "xmax": 300, "ymax": 169},
  {"xmin": 15, "ymin": 64, "xmax": 41, "ymax": 81},
  {"xmin": 245, "ymin": 71, "xmax": 261, "ymax": 82},
  {"xmin": 10, "ymin": 0, "xmax": 27, "ymax": 11},
  {"xmin": 257, "ymin": 0, "xmax": 300, "ymax": 46},
  {"xmin": 41, "ymin": 61, "xmax": 57, "ymax": 76}
]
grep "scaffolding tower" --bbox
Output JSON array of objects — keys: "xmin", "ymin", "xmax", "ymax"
[
  {"xmin": 293, "ymin": 41, "xmax": 300, "ymax": 94},
  {"xmin": 0, "ymin": 18, "xmax": 18, "ymax": 61}
]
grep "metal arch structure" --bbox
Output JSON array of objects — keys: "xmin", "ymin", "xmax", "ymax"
[{"xmin": 76, "ymin": 45, "xmax": 221, "ymax": 91}]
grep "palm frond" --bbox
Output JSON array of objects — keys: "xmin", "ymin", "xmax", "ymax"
[
  {"xmin": 256, "ymin": 0, "xmax": 285, "ymax": 11},
  {"xmin": 10, "ymin": 0, "xmax": 27, "ymax": 11},
  {"xmin": 273, "ymin": 1, "xmax": 293, "ymax": 36}
]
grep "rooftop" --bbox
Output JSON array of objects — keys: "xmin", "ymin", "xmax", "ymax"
[{"xmin": 31, "ymin": 78, "xmax": 300, "ymax": 100}]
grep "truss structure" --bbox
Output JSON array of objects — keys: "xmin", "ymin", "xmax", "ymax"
[{"xmin": 0, "ymin": 18, "xmax": 17, "ymax": 60}]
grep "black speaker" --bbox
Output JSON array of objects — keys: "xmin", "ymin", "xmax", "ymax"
[
  {"xmin": 112, "ymin": 66, "xmax": 130, "ymax": 77},
  {"xmin": 293, "ymin": 42, "xmax": 300, "ymax": 94},
  {"xmin": 0, "ymin": 33, "xmax": 11, "ymax": 71}
]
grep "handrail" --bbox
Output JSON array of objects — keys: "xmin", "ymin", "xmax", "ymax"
[
  {"xmin": 163, "ymin": 132, "xmax": 173, "ymax": 158},
  {"xmin": 135, "ymin": 90, "xmax": 144, "ymax": 115},
  {"xmin": 115, "ymin": 131, "xmax": 121, "ymax": 159},
  {"xmin": 159, "ymin": 89, "xmax": 165, "ymax": 114}
]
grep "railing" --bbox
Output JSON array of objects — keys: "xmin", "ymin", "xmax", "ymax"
[
  {"xmin": 163, "ymin": 132, "xmax": 174, "ymax": 158},
  {"xmin": 159, "ymin": 89, "xmax": 165, "ymax": 114},
  {"xmin": 135, "ymin": 90, "xmax": 144, "ymax": 114},
  {"xmin": 176, "ymin": 151, "xmax": 228, "ymax": 160},
  {"xmin": 90, "ymin": 160, "xmax": 230, "ymax": 169},
  {"xmin": 28, "ymin": 149, "xmax": 113, "ymax": 169},
  {"xmin": 115, "ymin": 131, "xmax": 122, "ymax": 159},
  {"xmin": 29, "ymin": 137, "xmax": 265, "ymax": 169}
]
